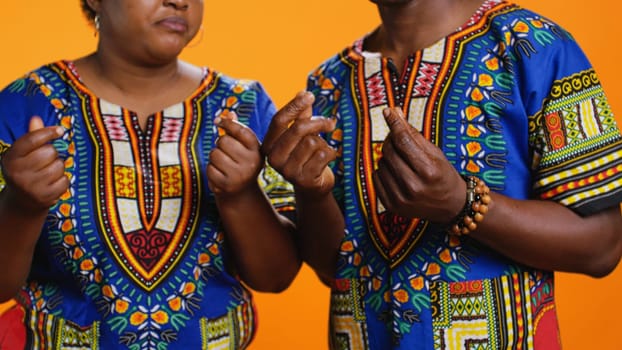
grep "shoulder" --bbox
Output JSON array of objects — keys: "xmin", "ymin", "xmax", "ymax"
[
  {"xmin": 477, "ymin": 1, "xmax": 595, "ymax": 81},
  {"xmin": 0, "ymin": 61, "xmax": 69, "ymax": 104},
  {"xmin": 309, "ymin": 47, "xmax": 353, "ymax": 80},
  {"xmin": 485, "ymin": 2, "xmax": 577, "ymax": 50},
  {"xmin": 0, "ymin": 61, "xmax": 69, "ymax": 133},
  {"xmin": 211, "ymin": 71, "xmax": 269, "ymax": 98},
  {"xmin": 306, "ymin": 45, "xmax": 356, "ymax": 100},
  {"xmin": 207, "ymin": 69, "xmax": 275, "ymax": 117}
]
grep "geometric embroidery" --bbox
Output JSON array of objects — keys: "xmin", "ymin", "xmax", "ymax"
[
  {"xmin": 414, "ymin": 62, "xmax": 440, "ymax": 96},
  {"xmin": 366, "ymin": 71, "xmax": 387, "ymax": 108},
  {"xmin": 532, "ymin": 68, "xmax": 622, "ymax": 213},
  {"xmin": 161, "ymin": 165, "xmax": 183, "ymax": 198},
  {"xmin": 431, "ymin": 274, "xmax": 536, "ymax": 350},
  {"xmin": 24, "ymin": 309, "xmax": 99, "ymax": 350},
  {"xmin": 199, "ymin": 301, "xmax": 255, "ymax": 350},
  {"xmin": 87, "ymin": 97, "xmax": 200, "ymax": 291},
  {"xmin": 358, "ymin": 55, "xmax": 428, "ymax": 268},
  {"xmin": 330, "ymin": 279, "xmax": 370, "ymax": 350},
  {"xmin": 114, "ymin": 166, "xmax": 137, "ymax": 198},
  {"xmin": 331, "ymin": 315, "xmax": 370, "ymax": 350},
  {"xmin": 432, "ymin": 280, "xmax": 494, "ymax": 350}
]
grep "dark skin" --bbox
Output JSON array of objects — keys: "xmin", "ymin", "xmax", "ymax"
[
  {"xmin": 376, "ymin": 108, "xmax": 622, "ymax": 277},
  {"xmin": 0, "ymin": 0, "xmax": 300, "ymax": 302},
  {"xmin": 0, "ymin": 118, "xmax": 68, "ymax": 301},
  {"xmin": 262, "ymin": 92, "xmax": 343, "ymax": 283},
  {"xmin": 208, "ymin": 114, "xmax": 300, "ymax": 291},
  {"xmin": 263, "ymin": 0, "xmax": 622, "ymax": 284},
  {"xmin": 366, "ymin": 0, "xmax": 485, "ymax": 76}
]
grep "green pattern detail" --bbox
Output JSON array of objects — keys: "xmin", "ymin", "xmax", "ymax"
[
  {"xmin": 539, "ymin": 129, "xmax": 621, "ymax": 166},
  {"xmin": 544, "ymin": 86, "xmax": 603, "ymax": 112}
]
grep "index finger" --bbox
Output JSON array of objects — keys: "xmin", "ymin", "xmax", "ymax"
[{"xmin": 261, "ymin": 91, "xmax": 314, "ymax": 156}]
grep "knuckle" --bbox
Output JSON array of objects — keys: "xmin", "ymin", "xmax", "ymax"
[
  {"xmin": 289, "ymin": 120, "xmax": 305, "ymax": 135},
  {"xmin": 395, "ymin": 133, "xmax": 412, "ymax": 148},
  {"xmin": 236, "ymin": 127, "xmax": 252, "ymax": 142},
  {"xmin": 301, "ymin": 134, "xmax": 316, "ymax": 147},
  {"xmin": 404, "ymin": 181, "xmax": 419, "ymax": 198},
  {"xmin": 419, "ymin": 164, "xmax": 439, "ymax": 181},
  {"xmin": 283, "ymin": 100, "xmax": 303, "ymax": 115}
]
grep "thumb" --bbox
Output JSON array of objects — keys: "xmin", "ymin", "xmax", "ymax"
[
  {"xmin": 28, "ymin": 116, "xmax": 45, "ymax": 132},
  {"xmin": 382, "ymin": 107, "xmax": 408, "ymax": 131}
]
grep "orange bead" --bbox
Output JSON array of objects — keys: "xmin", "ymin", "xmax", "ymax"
[
  {"xmin": 481, "ymin": 195, "xmax": 492, "ymax": 204},
  {"xmin": 451, "ymin": 225, "xmax": 461, "ymax": 235},
  {"xmin": 463, "ymin": 216, "xmax": 473, "ymax": 225}
]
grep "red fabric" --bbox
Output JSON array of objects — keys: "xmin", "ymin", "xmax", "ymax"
[
  {"xmin": 534, "ymin": 306, "xmax": 562, "ymax": 350},
  {"xmin": 0, "ymin": 305, "xmax": 25, "ymax": 350}
]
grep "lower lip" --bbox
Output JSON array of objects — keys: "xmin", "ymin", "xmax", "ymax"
[{"xmin": 158, "ymin": 19, "xmax": 188, "ymax": 33}]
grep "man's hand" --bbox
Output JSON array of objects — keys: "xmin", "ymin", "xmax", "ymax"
[{"xmin": 373, "ymin": 107, "xmax": 466, "ymax": 223}]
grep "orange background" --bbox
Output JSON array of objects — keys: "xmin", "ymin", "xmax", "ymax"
[{"xmin": 0, "ymin": 1, "xmax": 621, "ymax": 349}]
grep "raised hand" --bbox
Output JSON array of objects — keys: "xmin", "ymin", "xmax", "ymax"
[
  {"xmin": 372, "ymin": 107, "xmax": 466, "ymax": 223},
  {"xmin": 1, "ymin": 116, "xmax": 68, "ymax": 212},
  {"xmin": 207, "ymin": 112, "xmax": 263, "ymax": 196},
  {"xmin": 261, "ymin": 91, "xmax": 337, "ymax": 197}
]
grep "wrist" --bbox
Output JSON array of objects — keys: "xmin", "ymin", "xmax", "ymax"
[
  {"xmin": 294, "ymin": 185, "xmax": 334, "ymax": 202},
  {"xmin": 0, "ymin": 185, "xmax": 50, "ymax": 216},
  {"xmin": 446, "ymin": 175, "xmax": 492, "ymax": 236}
]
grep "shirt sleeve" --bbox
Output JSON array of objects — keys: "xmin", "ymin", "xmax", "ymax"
[
  {"xmin": 0, "ymin": 71, "xmax": 61, "ymax": 192},
  {"xmin": 307, "ymin": 56, "xmax": 348, "ymax": 206},
  {"xmin": 527, "ymin": 34, "xmax": 622, "ymax": 216},
  {"xmin": 248, "ymin": 81, "xmax": 296, "ymax": 213}
]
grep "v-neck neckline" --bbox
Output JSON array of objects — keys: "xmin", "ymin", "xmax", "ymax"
[
  {"xmin": 61, "ymin": 60, "xmax": 210, "ymax": 134},
  {"xmin": 350, "ymin": 0, "xmax": 505, "ymax": 62}
]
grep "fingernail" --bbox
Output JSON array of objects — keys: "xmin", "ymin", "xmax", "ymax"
[
  {"xmin": 214, "ymin": 117, "xmax": 222, "ymax": 125},
  {"xmin": 55, "ymin": 126, "xmax": 65, "ymax": 135},
  {"xmin": 302, "ymin": 91, "xmax": 314, "ymax": 104},
  {"xmin": 383, "ymin": 108, "xmax": 392, "ymax": 118}
]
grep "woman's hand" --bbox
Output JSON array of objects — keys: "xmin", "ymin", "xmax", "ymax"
[
  {"xmin": 0, "ymin": 116, "xmax": 68, "ymax": 301},
  {"xmin": 261, "ymin": 92, "xmax": 337, "ymax": 198},
  {"xmin": 1, "ymin": 116, "xmax": 68, "ymax": 212},
  {"xmin": 207, "ymin": 112, "xmax": 263, "ymax": 197},
  {"xmin": 373, "ymin": 107, "xmax": 466, "ymax": 223}
]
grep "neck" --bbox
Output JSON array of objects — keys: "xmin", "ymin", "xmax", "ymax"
[
  {"xmin": 367, "ymin": 0, "xmax": 485, "ymax": 63},
  {"xmin": 88, "ymin": 48, "xmax": 183, "ymax": 97}
]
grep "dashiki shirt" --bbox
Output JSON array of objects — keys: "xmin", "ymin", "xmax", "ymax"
[
  {"xmin": 308, "ymin": 1, "xmax": 622, "ymax": 349},
  {"xmin": 0, "ymin": 61, "xmax": 293, "ymax": 349}
]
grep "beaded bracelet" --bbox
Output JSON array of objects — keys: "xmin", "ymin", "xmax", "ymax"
[{"xmin": 447, "ymin": 175, "xmax": 492, "ymax": 236}]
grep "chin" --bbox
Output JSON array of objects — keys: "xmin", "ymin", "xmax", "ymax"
[{"xmin": 152, "ymin": 41, "xmax": 187, "ymax": 59}]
